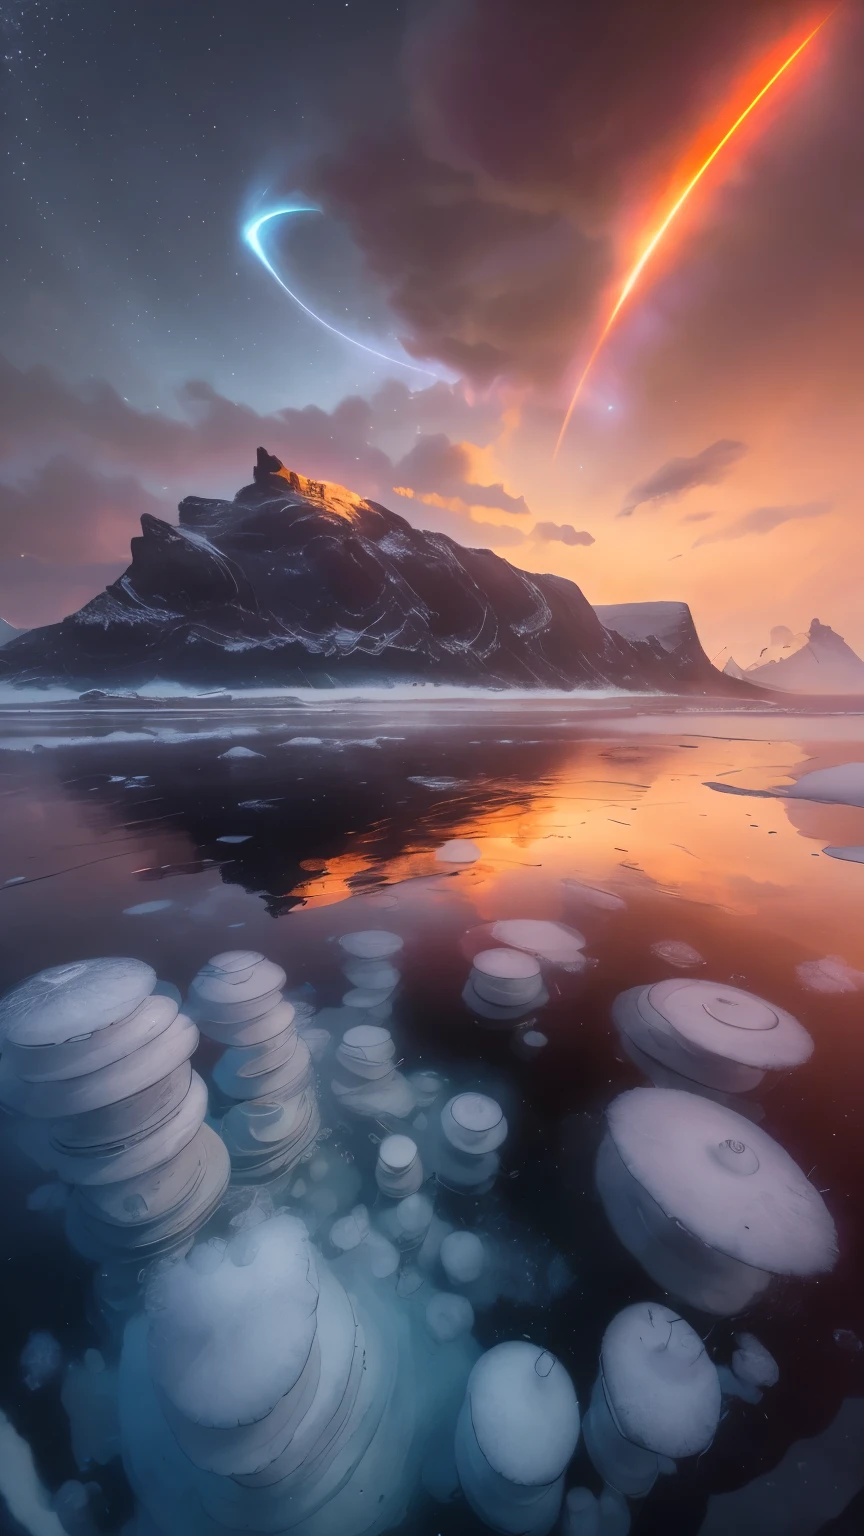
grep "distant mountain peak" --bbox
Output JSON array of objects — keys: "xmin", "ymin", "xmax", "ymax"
[{"xmin": 747, "ymin": 616, "xmax": 864, "ymax": 695}]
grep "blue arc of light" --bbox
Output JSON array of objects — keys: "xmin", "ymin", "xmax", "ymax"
[{"xmin": 243, "ymin": 207, "xmax": 439, "ymax": 379}]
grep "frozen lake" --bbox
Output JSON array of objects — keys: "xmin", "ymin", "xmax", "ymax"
[{"xmin": 1, "ymin": 695, "xmax": 863, "ymax": 1536}]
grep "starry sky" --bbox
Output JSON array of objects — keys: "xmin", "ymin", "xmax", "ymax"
[{"xmin": 1, "ymin": 0, "xmax": 862, "ymax": 664}]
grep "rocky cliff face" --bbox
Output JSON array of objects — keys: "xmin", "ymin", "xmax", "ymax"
[{"xmin": 0, "ymin": 450, "xmax": 745, "ymax": 693}]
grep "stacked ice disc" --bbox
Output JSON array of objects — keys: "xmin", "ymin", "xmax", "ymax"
[
  {"xmin": 455, "ymin": 1342, "xmax": 580, "ymax": 1536},
  {"xmin": 438, "ymin": 1093, "xmax": 508, "ymax": 1192},
  {"xmin": 375, "ymin": 1134, "xmax": 423, "ymax": 1196},
  {"xmin": 118, "ymin": 1211, "xmax": 471, "ymax": 1536},
  {"xmin": 582, "ymin": 1303, "xmax": 721, "ymax": 1498},
  {"xmin": 612, "ymin": 979, "xmax": 813, "ymax": 1093},
  {"xmin": 338, "ymin": 930, "xmax": 403, "ymax": 1009},
  {"xmin": 0, "ymin": 959, "xmax": 228, "ymax": 1263},
  {"xmin": 331, "ymin": 1023, "xmax": 415, "ymax": 1118},
  {"xmin": 464, "ymin": 948, "xmax": 546, "ymax": 1023},
  {"xmin": 188, "ymin": 952, "xmax": 319, "ymax": 1180},
  {"xmin": 596, "ymin": 1087, "xmax": 838, "ymax": 1314}
]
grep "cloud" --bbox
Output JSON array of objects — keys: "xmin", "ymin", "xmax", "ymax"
[
  {"xmin": 392, "ymin": 433, "xmax": 529, "ymax": 514},
  {"xmin": 0, "ymin": 458, "xmax": 165, "ymax": 565},
  {"xmin": 532, "ymin": 521, "xmax": 594, "ymax": 547},
  {"xmin": 620, "ymin": 439, "xmax": 748, "ymax": 516},
  {"xmin": 681, "ymin": 511, "xmax": 715, "ymax": 524},
  {"xmin": 693, "ymin": 501, "xmax": 832, "ymax": 546},
  {"xmin": 291, "ymin": 0, "xmax": 810, "ymax": 387}
]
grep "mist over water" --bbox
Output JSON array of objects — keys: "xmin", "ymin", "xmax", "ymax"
[{"xmin": 1, "ymin": 697, "xmax": 864, "ymax": 1535}]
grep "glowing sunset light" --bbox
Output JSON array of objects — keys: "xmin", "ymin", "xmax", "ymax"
[{"xmin": 554, "ymin": 11, "xmax": 836, "ymax": 459}]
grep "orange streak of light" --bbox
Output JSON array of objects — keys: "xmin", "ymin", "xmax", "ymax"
[{"xmin": 553, "ymin": 11, "xmax": 835, "ymax": 459}]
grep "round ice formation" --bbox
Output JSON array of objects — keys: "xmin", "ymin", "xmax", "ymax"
[
  {"xmin": 436, "ymin": 839, "xmax": 482, "ymax": 864},
  {"xmin": 471, "ymin": 949, "xmax": 543, "ymax": 1007},
  {"xmin": 797, "ymin": 956, "xmax": 864, "ymax": 994},
  {"xmin": 426, "ymin": 1292, "xmax": 475, "ymax": 1342},
  {"xmin": 441, "ymin": 1093, "xmax": 508, "ymax": 1154},
  {"xmin": 469, "ymin": 1345, "xmax": 579, "ymax": 1477},
  {"xmin": 0, "ymin": 958, "xmax": 157, "ymax": 1047},
  {"xmin": 513, "ymin": 1029, "xmax": 549, "ymax": 1060},
  {"xmin": 147, "ymin": 1215, "xmax": 319, "ymax": 1430},
  {"xmin": 330, "ymin": 1204, "xmax": 371, "ymax": 1252},
  {"xmin": 191, "ymin": 951, "xmax": 321, "ymax": 1180},
  {"xmin": 441, "ymin": 1231, "xmax": 485, "ymax": 1285},
  {"xmin": 650, "ymin": 940, "xmax": 704, "ymax": 967},
  {"xmin": 188, "ymin": 952, "xmax": 286, "ymax": 1025},
  {"xmin": 600, "ymin": 1304, "xmax": 720, "ymax": 1458},
  {"xmin": 456, "ymin": 1342, "xmax": 580, "ymax": 1535},
  {"xmin": 375, "ymin": 1134, "xmax": 423, "ymax": 1196},
  {"xmin": 732, "ymin": 1332, "xmax": 779, "ymax": 1388},
  {"xmin": 332, "ymin": 1025, "xmax": 415, "ymax": 1119},
  {"xmin": 337, "ymin": 930, "xmax": 404, "ymax": 959},
  {"xmin": 121, "ymin": 1207, "xmax": 477, "ymax": 1536},
  {"xmin": 602, "ymin": 1088, "xmax": 837, "ymax": 1296},
  {"xmin": 562, "ymin": 879, "xmax": 626, "ymax": 912},
  {"xmin": 491, "ymin": 920, "xmax": 586, "ymax": 965},
  {"xmin": 612, "ymin": 979, "xmax": 812, "ymax": 1094}
]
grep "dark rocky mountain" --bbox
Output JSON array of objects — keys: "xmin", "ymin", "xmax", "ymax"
[{"xmin": 0, "ymin": 450, "xmax": 747, "ymax": 693}]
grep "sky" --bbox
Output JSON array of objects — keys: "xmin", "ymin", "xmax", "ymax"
[{"xmin": 0, "ymin": 0, "xmax": 862, "ymax": 665}]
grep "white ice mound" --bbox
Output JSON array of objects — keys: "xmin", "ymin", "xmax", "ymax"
[
  {"xmin": 147, "ymin": 1215, "xmax": 318, "ymax": 1429},
  {"xmin": 607, "ymin": 1088, "xmax": 837, "ymax": 1277},
  {"xmin": 471, "ymin": 948, "xmax": 543, "ymax": 1006},
  {"xmin": 436, "ymin": 839, "xmax": 482, "ymax": 864},
  {"xmin": 441, "ymin": 1231, "xmax": 485, "ymax": 1285},
  {"xmin": 784, "ymin": 763, "xmax": 864, "ymax": 807},
  {"xmin": 375, "ymin": 1134, "xmax": 423, "ymax": 1196},
  {"xmin": 650, "ymin": 941, "xmax": 704, "ymax": 968},
  {"xmin": 441, "ymin": 1093, "xmax": 508, "ymax": 1154},
  {"xmin": 188, "ymin": 952, "xmax": 286, "ymax": 1026},
  {"xmin": 468, "ymin": 1344, "xmax": 579, "ymax": 1479},
  {"xmin": 0, "ymin": 958, "xmax": 156, "ymax": 1047},
  {"xmin": 600, "ymin": 1303, "xmax": 720, "ymax": 1458},
  {"xmin": 732, "ymin": 1333, "xmax": 779, "ymax": 1389},
  {"xmin": 490, "ymin": 920, "xmax": 586, "ymax": 966},
  {"xmin": 456, "ymin": 1342, "xmax": 580, "ymax": 1535},
  {"xmin": 426, "ymin": 1292, "xmax": 474, "ymax": 1343},
  {"xmin": 612, "ymin": 979, "xmax": 812, "ymax": 1094},
  {"xmin": 337, "ymin": 930, "xmax": 404, "ymax": 959},
  {"xmin": 796, "ymin": 956, "xmax": 864, "ymax": 994}
]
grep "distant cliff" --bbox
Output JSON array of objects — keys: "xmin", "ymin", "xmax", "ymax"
[{"xmin": 0, "ymin": 450, "xmax": 750, "ymax": 694}]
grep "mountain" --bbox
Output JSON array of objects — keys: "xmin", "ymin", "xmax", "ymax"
[
  {"xmin": 747, "ymin": 618, "xmax": 864, "ymax": 695},
  {"xmin": 0, "ymin": 616, "xmax": 22, "ymax": 647},
  {"xmin": 0, "ymin": 450, "xmax": 748, "ymax": 694},
  {"xmin": 593, "ymin": 602, "xmax": 712, "ymax": 679}
]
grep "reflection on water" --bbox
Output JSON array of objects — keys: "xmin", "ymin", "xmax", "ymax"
[{"xmin": 0, "ymin": 698, "xmax": 864, "ymax": 1536}]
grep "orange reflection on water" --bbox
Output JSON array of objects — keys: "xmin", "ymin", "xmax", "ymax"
[{"xmin": 292, "ymin": 733, "xmax": 864, "ymax": 969}]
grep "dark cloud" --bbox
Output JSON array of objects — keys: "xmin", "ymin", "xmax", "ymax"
[
  {"xmin": 0, "ymin": 458, "xmax": 165, "ymax": 565},
  {"xmin": 392, "ymin": 434, "xmax": 529, "ymax": 514},
  {"xmin": 532, "ymin": 521, "xmax": 595, "ymax": 547},
  {"xmin": 693, "ymin": 501, "xmax": 832, "ymax": 546},
  {"xmin": 620, "ymin": 439, "xmax": 748, "ymax": 516},
  {"xmin": 293, "ymin": 0, "xmax": 811, "ymax": 387},
  {"xmin": 306, "ymin": 138, "xmax": 606, "ymax": 386}
]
